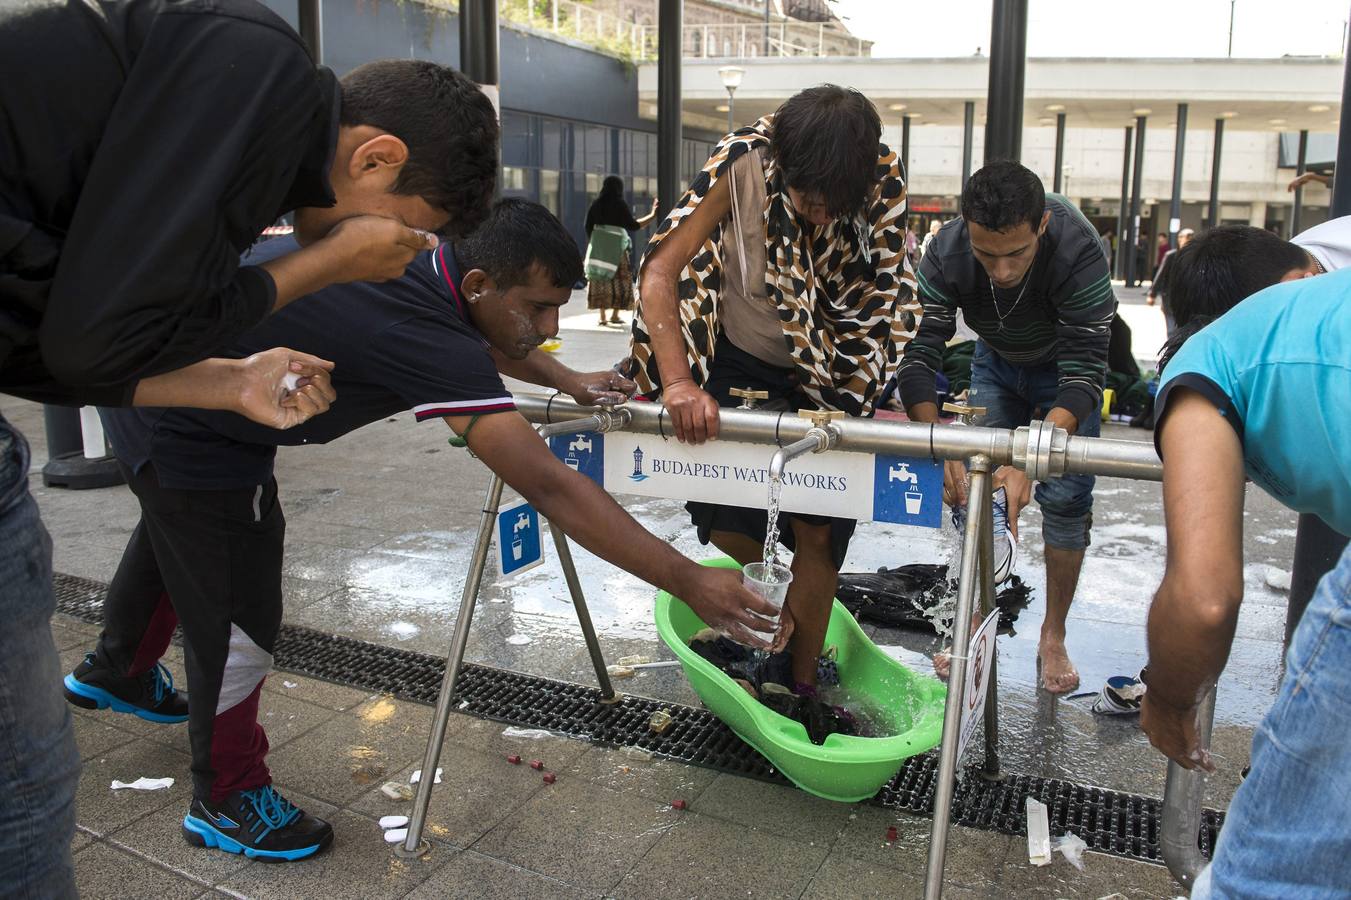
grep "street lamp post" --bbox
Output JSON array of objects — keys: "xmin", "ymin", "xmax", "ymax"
[{"xmin": 718, "ymin": 65, "xmax": 744, "ymax": 134}]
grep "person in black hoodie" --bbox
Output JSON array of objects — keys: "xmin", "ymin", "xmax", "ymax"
[{"xmin": 0, "ymin": 1, "xmax": 498, "ymax": 891}]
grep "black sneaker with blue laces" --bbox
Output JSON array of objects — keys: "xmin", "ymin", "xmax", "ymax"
[
  {"xmin": 184, "ymin": 786, "xmax": 334, "ymax": 862},
  {"xmin": 63, "ymin": 652, "xmax": 189, "ymax": 723}
]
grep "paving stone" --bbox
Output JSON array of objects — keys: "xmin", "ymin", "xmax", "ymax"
[
  {"xmin": 254, "ymin": 690, "xmax": 341, "ymax": 749},
  {"xmin": 75, "ymin": 739, "xmax": 192, "ymax": 836},
  {"xmin": 216, "ymin": 810, "xmax": 450, "ymax": 900},
  {"xmin": 51, "ymin": 619, "xmax": 99, "ymax": 650},
  {"xmin": 74, "ymin": 841, "xmax": 205, "ymax": 899},
  {"xmin": 106, "ymin": 803, "xmax": 256, "ymax": 887},
  {"xmin": 71, "ymin": 827, "xmax": 96, "ymax": 854},
  {"xmin": 349, "ymin": 747, "xmax": 544, "ymax": 848},
  {"xmin": 263, "ymin": 695, "xmax": 437, "ymax": 807},
  {"xmin": 686, "ymin": 771, "xmax": 856, "ymax": 844},
  {"xmin": 471, "ymin": 776, "xmax": 673, "ymax": 891},
  {"xmin": 562, "ymin": 743, "xmax": 717, "ymax": 804},
  {"xmin": 800, "ymin": 849, "xmax": 988, "ymax": 900},
  {"xmin": 406, "ymin": 849, "xmax": 595, "ymax": 900},
  {"xmin": 835, "ymin": 806, "xmax": 1012, "ymax": 891},
  {"xmin": 999, "ymin": 851, "xmax": 1182, "ymax": 898},
  {"xmin": 261, "ymin": 672, "xmax": 374, "ymax": 711},
  {"xmin": 445, "ymin": 713, "xmax": 591, "ymax": 770},
  {"xmin": 614, "ymin": 811, "xmax": 830, "ymax": 900},
  {"xmin": 71, "ymin": 713, "xmax": 137, "ymax": 761}
]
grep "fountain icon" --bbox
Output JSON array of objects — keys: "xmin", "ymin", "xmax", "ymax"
[{"xmin": 629, "ymin": 446, "xmax": 648, "ymax": 482}]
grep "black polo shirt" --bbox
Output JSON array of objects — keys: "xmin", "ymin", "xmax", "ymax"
[
  {"xmin": 101, "ymin": 237, "xmax": 515, "ymax": 490},
  {"xmin": 0, "ymin": 0, "xmax": 337, "ymax": 406}
]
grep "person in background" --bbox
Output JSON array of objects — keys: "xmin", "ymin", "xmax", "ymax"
[
  {"xmin": 1153, "ymin": 232, "xmax": 1169, "ymax": 276},
  {"xmin": 584, "ymin": 176, "xmax": 659, "ymax": 326},
  {"xmin": 1099, "ymin": 228, "xmax": 1115, "ymax": 268},
  {"xmin": 1146, "ymin": 227, "xmax": 1193, "ymax": 335},
  {"xmin": 1287, "ymin": 170, "xmax": 1333, "ymax": 193},
  {"xmin": 921, "ymin": 219, "xmax": 943, "ymax": 257},
  {"xmin": 629, "ymin": 84, "xmax": 920, "ymax": 692}
]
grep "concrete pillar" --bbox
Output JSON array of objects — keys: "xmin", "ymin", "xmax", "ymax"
[
  {"xmin": 1168, "ymin": 103, "xmax": 1188, "ymax": 249},
  {"xmin": 1207, "ymin": 118, "xmax": 1224, "ymax": 229},
  {"xmin": 1053, "ymin": 112, "xmax": 1066, "ymax": 193},
  {"xmin": 983, "ymin": 0, "xmax": 1028, "ymax": 163},
  {"xmin": 1116, "ymin": 125, "xmax": 1132, "ymax": 279},
  {"xmin": 657, "ymin": 0, "xmax": 682, "ymax": 215},
  {"xmin": 1248, "ymin": 201, "xmax": 1267, "ymax": 227},
  {"xmin": 901, "ymin": 115, "xmax": 911, "ymax": 184},
  {"xmin": 1292, "ymin": 129, "xmax": 1309, "ymax": 236},
  {"xmin": 961, "ymin": 101, "xmax": 975, "ymax": 191},
  {"xmin": 1126, "ymin": 115, "xmax": 1147, "ymax": 287},
  {"xmin": 298, "ymin": 0, "xmax": 322, "ymax": 62}
]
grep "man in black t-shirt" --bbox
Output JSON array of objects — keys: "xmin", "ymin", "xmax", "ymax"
[
  {"xmin": 898, "ymin": 161, "xmax": 1115, "ymax": 694},
  {"xmin": 68, "ymin": 201, "xmax": 778, "ymax": 862},
  {"xmin": 2, "ymin": 1, "xmax": 499, "ymax": 886}
]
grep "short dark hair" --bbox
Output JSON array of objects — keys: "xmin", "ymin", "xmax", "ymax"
[
  {"xmin": 340, "ymin": 60, "xmax": 499, "ymax": 236},
  {"xmin": 453, "ymin": 198, "xmax": 583, "ymax": 290},
  {"xmin": 770, "ymin": 85, "xmax": 882, "ymax": 219},
  {"xmin": 1158, "ymin": 225, "xmax": 1313, "ymax": 371},
  {"xmin": 960, "ymin": 160, "xmax": 1046, "ymax": 232}
]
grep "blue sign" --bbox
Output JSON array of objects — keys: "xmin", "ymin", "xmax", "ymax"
[
  {"xmin": 871, "ymin": 455, "xmax": 943, "ymax": 528},
  {"xmin": 496, "ymin": 500, "xmax": 543, "ymax": 576},
  {"xmin": 549, "ymin": 432, "xmax": 605, "ymax": 487}
]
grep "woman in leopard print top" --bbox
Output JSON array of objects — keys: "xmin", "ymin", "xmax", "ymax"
[{"xmin": 629, "ymin": 85, "xmax": 922, "ymax": 690}]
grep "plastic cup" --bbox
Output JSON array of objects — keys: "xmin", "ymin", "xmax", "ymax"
[{"xmin": 742, "ymin": 562, "xmax": 793, "ymax": 631}]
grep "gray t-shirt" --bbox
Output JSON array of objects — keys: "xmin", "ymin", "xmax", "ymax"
[{"xmin": 719, "ymin": 148, "xmax": 794, "ymax": 368}]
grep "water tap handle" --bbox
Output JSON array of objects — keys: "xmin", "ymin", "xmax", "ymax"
[
  {"xmin": 942, "ymin": 401, "xmax": 987, "ymax": 426},
  {"xmin": 796, "ymin": 409, "xmax": 844, "ymax": 428},
  {"xmin": 730, "ymin": 388, "xmax": 770, "ymax": 410}
]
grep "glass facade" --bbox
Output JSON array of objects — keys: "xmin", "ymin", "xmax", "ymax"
[{"xmin": 499, "ymin": 109, "xmax": 715, "ymax": 261}]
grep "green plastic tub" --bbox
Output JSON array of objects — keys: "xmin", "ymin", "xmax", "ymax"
[{"xmin": 654, "ymin": 557, "xmax": 948, "ymax": 803}]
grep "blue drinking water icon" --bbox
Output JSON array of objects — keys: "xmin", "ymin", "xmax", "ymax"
[{"xmin": 630, "ymin": 445, "xmax": 648, "ymax": 482}]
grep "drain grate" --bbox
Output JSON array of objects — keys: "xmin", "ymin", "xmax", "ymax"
[{"xmin": 53, "ymin": 571, "xmax": 1222, "ymax": 865}]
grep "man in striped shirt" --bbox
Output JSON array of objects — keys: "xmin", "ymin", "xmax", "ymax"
[{"xmin": 898, "ymin": 161, "xmax": 1115, "ymax": 693}]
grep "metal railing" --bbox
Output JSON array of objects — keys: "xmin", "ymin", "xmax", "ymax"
[{"xmin": 395, "ymin": 393, "xmax": 1216, "ymax": 897}]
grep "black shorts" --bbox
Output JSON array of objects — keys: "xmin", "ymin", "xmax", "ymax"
[{"xmin": 685, "ymin": 333, "xmax": 857, "ymax": 570}]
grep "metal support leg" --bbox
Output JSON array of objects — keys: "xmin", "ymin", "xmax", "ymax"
[
  {"xmin": 398, "ymin": 474, "xmax": 505, "ymax": 858},
  {"xmin": 547, "ymin": 521, "xmax": 617, "ymax": 701},
  {"xmin": 977, "ymin": 474, "xmax": 1001, "ymax": 780},
  {"xmin": 1160, "ymin": 686, "xmax": 1217, "ymax": 888},
  {"xmin": 924, "ymin": 454, "xmax": 993, "ymax": 900}
]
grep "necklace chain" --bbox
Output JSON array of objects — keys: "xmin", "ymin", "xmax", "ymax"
[{"xmin": 988, "ymin": 271, "xmax": 1031, "ymax": 333}]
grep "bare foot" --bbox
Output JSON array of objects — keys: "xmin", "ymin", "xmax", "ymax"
[
  {"xmin": 932, "ymin": 651, "xmax": 951, "ymax": 681},
  {"xmin": 1038, "ymin": 639, "xmax": 1080, "ymax": 693}
]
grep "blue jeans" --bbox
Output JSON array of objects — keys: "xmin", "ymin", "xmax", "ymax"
[
  {"xmin": 1192, "ymin": 544, "xmax": 1351, "ymax": 899},
  {"xmin": 967, "ymin": 342, "xmax": 1099, "ymax": 550},
  {"xmin": 0, "ymin": 413, "xmax": 79, "ymax": 898}
]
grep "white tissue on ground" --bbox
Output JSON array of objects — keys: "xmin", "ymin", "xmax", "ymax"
[
  {"xmin": 383, "ymin": 828, "xmax": 409, "ymax": 844},
  {"xmin": 409, "ymin": 768, "xmax": 442, "ymax": 784},
  {"xmin": 1052, "ymin": 832, "xmax": 1088, "ymax": 871},
  {"xmin": 505, "ymin": 634, "xmax": 532, "ymax": 645},
  {"xmin": 502, "ymin": 726, "xmax": 554, "ymax": 740},
  {"xmin": 110, "ymin": 777, "xmax": 174, "ymax": 791},
  {"xmin": 379, "ymin": 815, "xmax": 409, "ymax": 829}
]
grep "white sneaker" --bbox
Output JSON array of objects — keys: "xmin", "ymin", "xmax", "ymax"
[{"xmin": 950, "ymin": 487, "xmax": 1017, "ymax": 584}]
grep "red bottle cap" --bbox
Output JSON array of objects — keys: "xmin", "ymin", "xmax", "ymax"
[
  {"xmin": 672, "ymin": 799, "xmax": 688, "ymax": 811},
  {"xmin": 529, "ymin": 759, "xmax": 544, "ymax": 770},
  {"xmin": 542, "ymin": 772, "xmax": 556, "ymax": 784},
  {"xmin": 506, "ymin": 754, "xmax": 521, "ymax": 765}
]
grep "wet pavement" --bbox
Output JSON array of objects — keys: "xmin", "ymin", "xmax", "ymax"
[{"xmin": 15, "ymin": 284, "xmax": 1298, "ymax": 897}]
